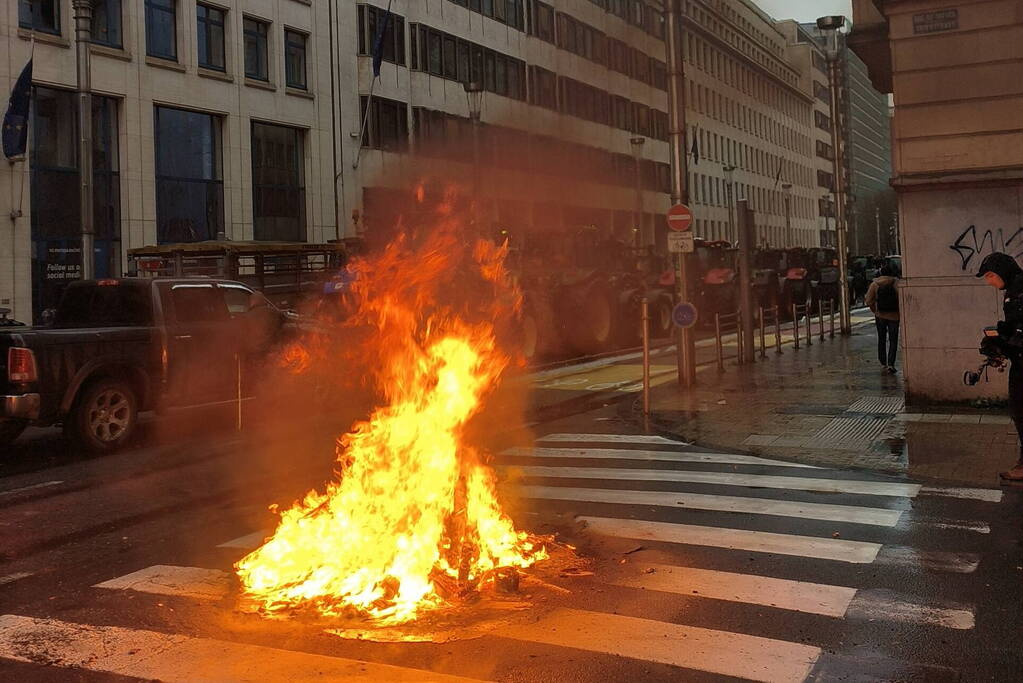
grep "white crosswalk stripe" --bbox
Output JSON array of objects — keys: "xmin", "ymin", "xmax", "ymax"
[
  {"xmin": 520, "ymin": 484, "xmax": 904, "ymax": 527},
  {"xmin": 538, "ymin": 433, "xmax": 688, "ymax": 445},
  {"xmin": 503, "ymin": 445, "xmax": 822, "ymax": 468},
  {"xmin": 0, "ymin": 615, "xmax": 480, "ymax": 682}
]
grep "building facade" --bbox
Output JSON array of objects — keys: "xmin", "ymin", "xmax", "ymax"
[
  {"xmin": 1, "ymin": 0, "xmax": 337, "ymax": 320},
  {"xmin": 2, "ymin": 0, "xmax": 836, "ymax": 323},
  {"xmin": 850, "ymin": 0, "xmax": 1023, "ymax": 402},
  {"xmin": 795, "ymin": 20, "xmax": 894, "ymax": 256}
]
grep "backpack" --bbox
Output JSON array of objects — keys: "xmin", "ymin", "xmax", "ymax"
[{"xmin": 876, "ymin": 281, "xmax": 899, "ymax": 313}]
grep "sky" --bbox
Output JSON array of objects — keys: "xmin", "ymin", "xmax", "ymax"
[{"xmin": 755, "ymin": 0, "xmax": 853, "ymax": 23}]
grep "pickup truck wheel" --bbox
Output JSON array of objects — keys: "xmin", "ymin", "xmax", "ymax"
[
  {"xmin": 0, "ymin": 420, "xmax": 27, "ymax": 448},
  {"xmin": 71, "ymin": 379, "xmax": 138, "ymax": 454}
]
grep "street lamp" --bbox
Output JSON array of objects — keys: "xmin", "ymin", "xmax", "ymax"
[
  {"xmin": 463, "ymin": 81, "xmax": 484, "ymax": 230},
  {"xmin": 630, "ymin": 137, "xmax": 646, "ymax": 247},
  {"xmin": 822, "ymin": 193, "xmax": 833, "ymax": 247},
  {"xmin": 73, "ymin": 0, "xmax": 95, "ymax": 279},
  {"xmin": 816, "ymin": 14, "xmax": 851, "ymax": 334},
  {"xmin": 723, "ymin": 165, "xmax": 737, "ymax": 244},
  {"xmin": 782, "ymin": 183, "xmax": 792, "ymax": 247}
]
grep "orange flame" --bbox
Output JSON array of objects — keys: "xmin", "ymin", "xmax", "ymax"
[{"xmin": 236, "ymin": 194, "xmax": 545, "ymax": 624}]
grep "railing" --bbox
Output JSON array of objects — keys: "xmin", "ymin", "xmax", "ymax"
[{"xmin": 714, "ymin": 311, "xmax": 744, "ymax": 373}]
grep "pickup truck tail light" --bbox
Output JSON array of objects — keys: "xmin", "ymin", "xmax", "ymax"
[{"xmin": 8, "ymin": 347, "xmax": 38, "ymax": 383}]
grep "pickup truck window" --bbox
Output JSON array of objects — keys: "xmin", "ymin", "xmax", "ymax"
[
  {"xmin": 165, "ymin": 283, "xmax": 229, "ymax": 323},
  {"xmin": 54, "ymin": 284, "xmax": 153, "ymax": 328}
]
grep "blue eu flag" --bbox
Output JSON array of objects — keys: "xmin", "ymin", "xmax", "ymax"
[
  {"xmin": 3, "ymin": 58, "xmax": 32, "ymax": 159},
  {"xmin": 371, "ymin": 11, "xmax": 392, "ymax": 78}
]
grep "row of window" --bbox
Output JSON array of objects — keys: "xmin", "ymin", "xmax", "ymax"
[
  {"xmin": 29, "ymin": 86, "xmax": 307, "ymax": 251},
  {"xmin": 688, "ymin": 170, "xmax": 815, "ymax": 223},
  {"xmin": 409, "ymin": 25, "xmax": 528, "ymax": 102},
  {"xmin": 145, "ymin": 0, "xmax": 308, "ymax": 89},
  {"xmin": 692, "ymin": 125, "xmax": 816, "ymax": 195},
  {"xmin": 413, "ymin": 107, "xmax": 671, "ymax": 192},
  {"xmin": 526, "ymin": 6, "xmax": 666, "ymax": 89},
  {"xmin": 20, "ymin": 0, "xmax": 309, "ymax": 90},
  {"xmin": 448, "ymin": 0, "xmax": 526, "ymax": 31}
]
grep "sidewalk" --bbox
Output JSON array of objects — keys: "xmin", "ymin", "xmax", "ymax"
[{"xmin": 647, "ymin": 322, "xmax": 1021, "ymax": 488}]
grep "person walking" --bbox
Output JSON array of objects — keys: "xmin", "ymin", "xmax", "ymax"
[
  {"xmin": 975, "ymin": 252, "xmax": 1023, "ymax": 481},
  {"xmin": 865, "ymin": 265, "xmax": 900, "ymax": 374}
]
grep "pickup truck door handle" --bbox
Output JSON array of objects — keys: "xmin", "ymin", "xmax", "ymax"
[{"xmin": 173, "ymin": 334, "xmax": 193, "ymax": 340}]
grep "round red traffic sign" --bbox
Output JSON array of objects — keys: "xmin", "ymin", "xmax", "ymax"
[{"xmin": 667, "ymin": 203, "xmax": 694, "ymax": 232}]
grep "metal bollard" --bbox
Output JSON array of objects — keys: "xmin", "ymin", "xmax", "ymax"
[
  {"xmin": 818, "ymin": 300, "xmax": 825, "ymax": 341},
  {"xmin": 829, "ymin": 300, "xmax": 836, "ymax": 339},
  {"xmin": 641, "ymin": 297, "xmax": 650, "ymax": 416},
  {"xmin": 805, "ymin": 304, "xmax": 813, "ymax": 346},
  {"xmin": 715, "ymin": 313, "xmax": 724, "ymax": 372},
  {"xmin": 773, "ymin": 305, "xmax": 782, "ymax": 354},
  {"xmin": 792, "ymin": 303, "xmax": 800, "ymax": 350},
  {"xmin": 758, "ymin": 306, "xmax": 767, "ymax": 359},
  {"xmin": 236, "ymin": 354, "xmax": 243, "ymax": 431},
  {"xmin": 736, "ymin": 315, "xmax": 744, "ymax": 366}
]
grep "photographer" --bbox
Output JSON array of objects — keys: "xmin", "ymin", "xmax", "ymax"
[{"xmin": 976, "ymin": 252, "xmax": 1023, "ymax": 481}]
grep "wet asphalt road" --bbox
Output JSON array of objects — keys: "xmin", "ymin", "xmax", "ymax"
[{"xmin": 1, "ymin": 358, "xmax": 1022, "ymax": 682}]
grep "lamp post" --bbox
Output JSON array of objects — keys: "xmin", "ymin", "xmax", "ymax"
[
  {"xmin": 463, "ymin": 81, "xmax": 484, "ymax": 231},
  {"xmin": 782, "ymin": 183, "xmax": 793, "ymax": 247},
  {"xmin": 822, "ymin": 193, "xmax": 833, "ymax": 247},
  {"xmin": 816, "ymin": 14, "xmax": 851, "ymax": 334},
  {"xmin": 723, "ymin": 165, "xmax": 737, "ymax": 244},
  {"xmin": 73, "ymin": 0, "xmax": 95, "ymax": 280},
  {"xmin": 631, "ymin": 136, "xmax": 646, "ymax": 247}
]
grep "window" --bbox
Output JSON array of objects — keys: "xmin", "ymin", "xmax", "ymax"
[
  {"xmin": 817, "ymin": 170, "xmax": 834, "ymax": 190},
  {"xmin": 357, "ymin": 5, "xmax": 406, "ymax": 67},
  {"xmin": 813, "ymin": 81, "xmax": 830, "ymax": 104},
  {"xmin": 197, "ymin": 4, "xmax": 226, "ymax": 71},
  {"xmin": 529, "ymin": 66, "xmax": 557, "ymax": 110},
  {"xmin": 92, "ymin": 0, "xmax": 122, "ymax": 48},
  {"xmin": 816, "ymin": 140, "xmax": 833, "ymax": 160},
  {"xmin": 244, "ymin": 18, "xmax": 269, "ymax": 81},
  {"xmin": 145, "ymin": 0, "xmax": 177, "ymax": 60},
  {"xmin": 30, "ymin": 88, "xmax": 122, "ymax": 318},
  {"xmin": 167, "ymin": 284, "xmax": 229, "ymax": 323},
  {"xmin": 251, "ymin": 123, "xmax": 305, "ymax": 242},
  {"xmin": 54, "ymin": 283, "xmax": 151, "ymax": 328},
  {"xmin": 531, "ymin": 2, "xmax": 555, "ymax": 43},
  {"xmin": 814, "ymin": 110, "xmax": 832, "ymax": 133},
  {"xmin": 154, "ymin": 107, "xmax": 223, "ymax": 243},
  {"xmin": 19, "ymin": 0, "xmax": 60, "ymax": 35},
  {"xmin": 285, "ymin": 30, "xmax": 308, "ymax": 90},
  {"xmin": 360, "ymin": 96, "xmax": 409, "ymax": 152}
]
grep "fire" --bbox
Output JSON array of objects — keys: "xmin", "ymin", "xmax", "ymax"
[{"xmin": 236, "ymin": 194, "xmax": 546, "ymax": 625}]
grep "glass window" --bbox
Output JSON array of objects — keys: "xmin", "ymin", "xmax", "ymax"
[
  {"xmin": 359, "ymin": 96, "xmax": 409, "ymax": 152},
  {"xmin": 19, "ymin": 0, "xmax": 60, "ymax": 35},
  {"xmin": 167, "ymin": 284, "xmax": 229, "ymax": 323},
  {"xmin": 54, "ymin": 283, "xmax": 151, "ymax": 328},
  {"xmin": 30, "ymin": 89, "xmax": 122, "ymax": 318},
  {"xmin": 145, "ymin": 0, "xmax": 177, "ymax": 60},
  {"xmin": 154, "ymin": 106, "xmax": 223, "ymax": 243},
  {"xmin": 197, "ymin": 4, "xmax": 226, "ymax": 71},
  {"xmin": 92, "ymin": 0, "xmax": 122, "ymax": 48},
  {"xmin": 285, "ymin": 30, "xmax": 307, "ymax": 90},
  {"xmin": 243, "ymin": 18, "xmax": 269, "ymax": 81},
  {"xmin": 251, "ymin": 123, "xmax": 305, "ymax": 242}
]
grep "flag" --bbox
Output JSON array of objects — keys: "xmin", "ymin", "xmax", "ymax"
[
  {"xmin": 773, "ymin": 158, "xmax": 783, "ymax": 188},
  {"xmin": 371, "ymin": 9, "xmax": 392, "ymax": 78},
  {"xmin": 690, "ymin": 127, "xmax": 699, "ymax": 165},
  {"xmin": 3, "ymin": 57, "xmax": 32, "ymax": 159}
]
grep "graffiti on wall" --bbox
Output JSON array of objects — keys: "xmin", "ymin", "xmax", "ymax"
[{"xmin": 950, "ymin": 225, "xmax": 1023, "ymax": 271}]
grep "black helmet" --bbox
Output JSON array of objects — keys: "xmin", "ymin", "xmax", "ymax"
[{"xmin": 975, "ymin": 252, "xmax": 1022, "ymax": 286}]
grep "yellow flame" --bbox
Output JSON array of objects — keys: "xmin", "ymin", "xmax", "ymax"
[{"xmin": 236, "ymin": 200, "xmax": 545, "ymax": 624}]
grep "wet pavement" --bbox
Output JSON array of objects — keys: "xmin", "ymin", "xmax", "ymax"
[
  {"xmin": 648, "ymin": 320, "xmax": 1023, "ymax": 487},
  {"xmin": 2, "ymin": 327, "xmax": 1022, "ymax": 681}
]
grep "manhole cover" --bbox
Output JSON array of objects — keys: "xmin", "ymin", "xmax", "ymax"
[{"xmin": 847, "ymin": 396, "xmax": 905, "ymax": 415}]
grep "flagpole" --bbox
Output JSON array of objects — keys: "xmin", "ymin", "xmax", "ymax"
[
  {"xmin": 352, "ymin": 0, "xmax": 394, "ymax": 172},
  {"xmin": 15, "ymin": 37, "xmax": 35, "ymax": 218}
]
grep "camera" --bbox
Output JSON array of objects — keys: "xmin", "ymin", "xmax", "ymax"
[{"xmin": 965, "ymin": 327, "xmax": 1007, "ymax": 386}]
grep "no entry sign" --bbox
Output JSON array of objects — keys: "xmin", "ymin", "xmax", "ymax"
[{"xmin": 667, "ymin": 203, "xmax": 694, "ymax": 232}]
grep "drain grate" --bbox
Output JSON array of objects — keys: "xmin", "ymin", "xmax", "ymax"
[
  {"xmin": 847, "ymin": 396, "xmax": 905, "ymax": 415},
  {"xmin": 806, "ymin": 416, "xmax": 891, "ymax": 450}
]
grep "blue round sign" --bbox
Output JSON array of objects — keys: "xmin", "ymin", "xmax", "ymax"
[{"xmin": 672, "ymin": 302, "xmax": 698, "ymax": 329}]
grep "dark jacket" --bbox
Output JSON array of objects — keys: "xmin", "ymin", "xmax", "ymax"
[{"xmin": 979, "ymin": 253, "xmax": 1023, "ymax": 359}]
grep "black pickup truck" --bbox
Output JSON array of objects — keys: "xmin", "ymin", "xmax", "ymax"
[{"xmin": 1, "ymin": 278, "xmax": 297, "ymax": 453}]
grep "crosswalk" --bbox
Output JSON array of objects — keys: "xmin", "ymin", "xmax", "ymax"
[{"xmin": 0, "ymin": 432, "xmax": 1003, "ymax": 682}]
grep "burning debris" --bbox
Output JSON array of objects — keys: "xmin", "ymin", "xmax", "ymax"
[{"xmin": 235, "ymin": 187, "xmax": 552, "ymax": 627}]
